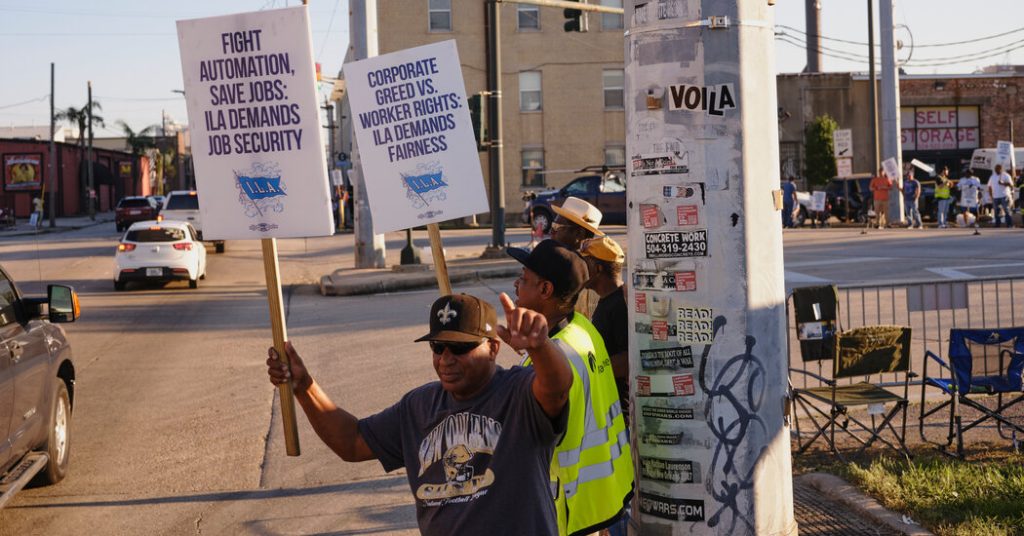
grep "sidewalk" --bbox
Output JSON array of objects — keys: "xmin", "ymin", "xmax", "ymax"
[
  {"xmin": 319, "ymin": 255, "xmax": 521, "ymax": 296},
  {"xmin": 0, "ymin": 211, "xmax": 114, "ymax": 238}
]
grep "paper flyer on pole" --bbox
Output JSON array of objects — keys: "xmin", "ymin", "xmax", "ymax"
[
  {"xmin": 176, "ymin": 6, "xmax": 334, "ymax": 239},
  {"xmin": 342, "ymin": 40, "xmax": 488, "ymax": 234}
]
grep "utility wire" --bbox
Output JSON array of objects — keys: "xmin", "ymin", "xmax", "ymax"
[
  {"xmin": 317, "ymin": 0, "xmax": 341, "ymax": 61},
  {"xmin": 777, "ymin": 23, "xmax": 1024, "ymax": 49},
  {"xmin": 0, "ymin": 95, "xmax": 49, "ymax": 110}
]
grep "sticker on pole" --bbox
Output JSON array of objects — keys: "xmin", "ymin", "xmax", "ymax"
[
  {"xmin": 343, "ymin": 40, "xmax": 488, "ymax": 233},
  {"xmin": 176, "ymin": 6, "xmax": 334, "ymax": 239}
]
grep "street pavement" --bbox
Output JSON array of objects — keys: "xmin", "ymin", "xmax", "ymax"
[{"xmin": 0, "ymin": 214, "xmax": 970, "ymax": 532}]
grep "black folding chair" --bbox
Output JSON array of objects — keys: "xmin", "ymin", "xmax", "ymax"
[
  {"xmin": 920, "ymin": 327, "xmax": 1024, "ymax": 457},
  {"xmin": 791, "ymin": 325, "xmax": 915, "ymax": 460}
]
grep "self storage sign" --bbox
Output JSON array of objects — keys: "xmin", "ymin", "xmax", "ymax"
[{"xmin": 644, "ymin": 230, "xmax": 707, "ymax": 258}]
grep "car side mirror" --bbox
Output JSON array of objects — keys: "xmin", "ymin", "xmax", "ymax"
[{"xmin": 48, "ymin": 284, "xmax": 80, "ymax": 323}]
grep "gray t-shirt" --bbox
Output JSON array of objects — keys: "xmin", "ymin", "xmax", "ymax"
[{"xmin": 358, "ymin": 366, "xmax": 566, "ymax": 536}]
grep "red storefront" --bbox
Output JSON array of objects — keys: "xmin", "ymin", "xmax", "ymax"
[{"xmin": 0, "ymin": 139, "xmax": 150, "ymax": 218}]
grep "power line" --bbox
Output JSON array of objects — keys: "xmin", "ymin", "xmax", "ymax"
[
  {"xmin": 777, "ymin": 23, "xmax": 1024, "ymax": 49},
  {"xmin": 317, "ymin": 0, "xmax": 342, "ymax": 61},
  {"xmin": 775, "ymin": 35, "xmax": 871, "ymax": 64},
  {"xmin": 0, "ymin": 95, "xmax": 49, "ymax": 110}
]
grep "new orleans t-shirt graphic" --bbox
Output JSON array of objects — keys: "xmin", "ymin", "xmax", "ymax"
[{"xmin": 415, "ymin": 412, "xmax": 501, "ymax": 506}]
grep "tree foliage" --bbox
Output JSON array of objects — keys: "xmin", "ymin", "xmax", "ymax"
[{"xmin": 804, "ymin": 114, "xmax": 838, "ymax": 187}]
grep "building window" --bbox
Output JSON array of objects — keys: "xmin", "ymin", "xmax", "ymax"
[
  {"xmin": 519, "ymin": 71, "xmax": 542, "ymax": 112},
  {"xmin": 428, "ymin": 0, "xmax": 451, "ymax": 32},
  {"xmin": 601, "ymin": 0, "xmax": 623, "ymax": 30},
  {"xmin": 522, "ymin": 149, "xmax": 545, "ymax": 187},
  {"xmin": 603, "ymin": 69, "xmax": 624, "ymax": 109},
  {"xmin": 517, "ymin": 5, "xmax": 540, "ymax": 30},
  {"xmin": 605, "ymin": 145, "xmax": 626, "ymax": 167}
]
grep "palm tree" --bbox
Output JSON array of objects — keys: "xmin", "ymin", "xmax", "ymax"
[
  {"xmin": 55, "ymin": 102, "xmax": 105, "ymax": 211},
  {"xmin": 117, "ymin": 121, "xmax": 158, "ymax": 197}
]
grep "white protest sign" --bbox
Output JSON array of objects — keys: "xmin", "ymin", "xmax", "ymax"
[
  {"xmin": 882, "ymin": 157, "xmax": 900, "ymax": 181},
  {"xmin": 835, "ymin": 157, "xmax": 853, "ymax": 178},
  {"xmin": 996, "ymin": 140, "xmax": 1016, "ymax": 169},
  {"xmin": 342, "ymin": 40, "xmax": 488, "ymax": 234},
  {"xmin": 910, "ymin": 158, "xmax": 934, "ymax": 175},
  {"xmin": 176, "ymin": 7, "xmax": 333, "ymax": 240},
  {"xmin": 811, "ymin": 191, "xmax": 827, "ymax": 212},
  {"xmin": 833, "ymin": 129, "xmax": 852, "ymax": 158}
]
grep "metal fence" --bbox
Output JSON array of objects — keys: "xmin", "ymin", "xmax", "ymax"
[{"xmin": 788, "ymin": 275, "xmax": 1024, "ymax": 390}]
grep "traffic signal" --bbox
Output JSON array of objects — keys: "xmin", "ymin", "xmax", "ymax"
[
  {"xmin": 564, "ymin": 0, "xmax": 588, "ymax": 32},
  {"xmin": 468, "ymin": 93, "xmax": 487, "ymax": 152}
]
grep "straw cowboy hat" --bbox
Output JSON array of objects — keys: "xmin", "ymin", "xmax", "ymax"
[{"xmin": 551, "ymin": 197, "xmax": 605, "ymax": 236}]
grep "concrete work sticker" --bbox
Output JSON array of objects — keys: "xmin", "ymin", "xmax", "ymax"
[{"xmin": 644, "ymin": 229, "xmax": 708, "ymax": 258}]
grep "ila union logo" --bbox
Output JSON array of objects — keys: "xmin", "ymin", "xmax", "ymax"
[
  {"xmin": 401, "ymin": 161, "xmax": 448, "ymax": 211},
  {"xmin": 235, "ymin": 162, "xmax": 287, "ymax": 228}
]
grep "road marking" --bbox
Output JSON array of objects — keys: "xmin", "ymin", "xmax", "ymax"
[
  {"xmin": 784, "ymin": 270, "xmax": 828, "ymax": 283},
  {"xmin": 926, "ymin": 262, "xmax": 1024, "ymax": 280},
  {"xmin": 787, "ymin": 257, "xmax": 892, "ymax": 268}
]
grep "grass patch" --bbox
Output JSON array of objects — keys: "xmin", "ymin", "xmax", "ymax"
[{"xmin": 827, "ymin": 448, "xmax": 1024, "ymax": 536}]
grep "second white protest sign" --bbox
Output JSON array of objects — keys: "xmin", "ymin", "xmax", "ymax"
[{"xmin": 343, "ymin": 40, "xmax": 488, "ymax": 234}]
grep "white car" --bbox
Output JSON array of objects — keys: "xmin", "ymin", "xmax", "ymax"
[
  {"xmin": 159, "ymin": 190, "xmax": 225, "ymax": 253},
  {"xmin": 113, "ymin": 220, "xmax": 207, "ymax": 291}
]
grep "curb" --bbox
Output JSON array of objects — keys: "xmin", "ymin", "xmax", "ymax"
[
  {"xmin": 796, "ymin": 473, "xmax": 934, "ymax": 536},
  {"xmin": 0, "ymin": 218, "xmax": 113, "ymax": 238},
  {"xmin": 320, "ymin": 264, "xmax": 521, "ymax": 296}
]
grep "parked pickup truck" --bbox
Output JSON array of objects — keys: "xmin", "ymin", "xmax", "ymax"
[
  {"xmin": 158, "ymin": 190, "xmax": 226, "ymax": 253},
  {"xmin": 0, "ymin": 265, "xmax": 80, "ymax": 509}
]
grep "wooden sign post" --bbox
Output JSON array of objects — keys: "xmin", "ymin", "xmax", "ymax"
[
  {"xmin": 262, "ymin": 238, "xmax": 300, "ymax": 455},
  {"xmin": 427, "ymin": 223, "xmax": 452, "ymax": 295}
]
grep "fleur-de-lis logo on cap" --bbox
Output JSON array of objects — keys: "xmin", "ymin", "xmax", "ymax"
[{"xmin": 438, "ymin": 302, "xmax": 458, "ymax": 325}]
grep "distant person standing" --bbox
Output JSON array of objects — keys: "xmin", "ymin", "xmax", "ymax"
[
  {"xmin": 31, "ymin": 196, "xmax": 44, "ymax": 228},
  {"xmin": 988, "ymin": 164, "xmax": 1015, "ymax": 228},
  {"xmin": 958, "ymin": 170, "xmax": 982, "ymax": 229},
  {"xmin": 781, "ymin": 176, "xmax": 798, "ymax": 228},
  {"xmin": 869, "ymin": 166, "xmax": 893, "ymax": 229},
  {"xmin": 901, "ymin": 170, "xmax": 922, "ymax": 229},
  {"xmin": 934, "ymin": 167, "xmax": 953, "ymax": 229}
]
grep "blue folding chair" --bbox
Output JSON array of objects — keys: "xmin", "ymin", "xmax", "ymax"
[{"xmin": 920, "ymin": 327, "xmax": 1024, "ymax": 457}]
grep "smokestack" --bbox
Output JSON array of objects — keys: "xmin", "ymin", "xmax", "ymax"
[{"xmin": 805, "ymin": 0, "xmax": 822, "ymax": 72}]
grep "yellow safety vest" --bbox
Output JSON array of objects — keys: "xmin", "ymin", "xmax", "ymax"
[
  {"xmin": 935, "ymin": 180, "xmax": 951, "ymax": 199},
  {"xmin": 523, "ymin": 313, "xmax": 634, "ymax": 536}
]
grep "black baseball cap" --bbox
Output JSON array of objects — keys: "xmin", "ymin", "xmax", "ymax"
[
  {"xmin": 415, "ymin": 294, "xmax": 498, "ymax": 343},
  {"xmin": 506, "ymin": 239, "xmax": 589, "ymax": 298}
]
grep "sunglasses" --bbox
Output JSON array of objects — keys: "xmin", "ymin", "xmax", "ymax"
[{"xmin": 429, "ymin": 340, "xmax": 482, "ymax": 355}]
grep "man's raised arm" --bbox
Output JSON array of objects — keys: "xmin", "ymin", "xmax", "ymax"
[{"xmin": 496, "ymin": 292, "xmax": 572, "ymax": 418}]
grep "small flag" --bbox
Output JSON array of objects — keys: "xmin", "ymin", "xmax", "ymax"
[{"xmin": 238, "ymin": 176, "xmax": 286, "ymax": 201}]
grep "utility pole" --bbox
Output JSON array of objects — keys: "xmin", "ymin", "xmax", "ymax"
[
  {"xmin": 880, "ymin": 0, "xmax": 904, "ymax": 224},
  {"xmin": 481, "ymin": 0, "xmax": 506, "ymax": 257},
  {"xmin": 87, "ymin": 81, "xmax": 96, "ymax": 220},
  {"xmin": 625, "ymin": 1, "xmax": 796, "ymax": 534},
  {"xmin": 348, "ymin": 0, "xmax": 385, "ymax": 268},
  {"xmin": 804, "ymin": 0, "xmax": 822, "ymax": 72},
  {"xmin": 48, "ymin": 62, "xmax": 56, "ymax": 228},
  {"xmin": 867, "ymin": 0, "xmax": 880, "ymax": 171}
]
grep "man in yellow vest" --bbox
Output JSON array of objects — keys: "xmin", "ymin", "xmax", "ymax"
[
  {"xmin": 506, "ymin": 239, "xmax": 634, "ymax": 536},
  {"xmin": 935, "ymin": 166, "xmax": 953, "ymax": 228}
]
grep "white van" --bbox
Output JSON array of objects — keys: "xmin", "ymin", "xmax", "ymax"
[{"xmin": 970, "ymin": 147, "xmax": 1024, "ymax": 172}]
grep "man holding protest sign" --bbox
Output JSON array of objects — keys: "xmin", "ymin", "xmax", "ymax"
[{"xmin": 267, "ymin": 293, "xmax": 572, "ymax": 535}]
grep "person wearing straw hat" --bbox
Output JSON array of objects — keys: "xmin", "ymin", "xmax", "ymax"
[
  {"xmin": 550, "ymin": 196, "xmax": 605, "ymax": 317},
  {"xmin": 507, "ymin": 239, "xmax": 633, "ymax": 536},
  {"xmin": 266, "ymin": 293, "xmax": 572, "ymax": 535},
  {"xmin": 579, "ymin": 237, "xmax": 628, "ymax": 414},
  {"xmin": 550, "ymin": 196, "xmax": 605, "ymax": 251}
]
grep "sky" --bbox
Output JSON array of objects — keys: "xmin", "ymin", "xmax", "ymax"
[{"xmin": 2, "ymin": 0, "xmax": 1023, "ymax": 135}]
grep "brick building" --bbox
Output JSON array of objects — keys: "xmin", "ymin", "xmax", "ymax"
[
  {"xmin": 0, "ymin": 138, "xmax": 150, "ymax": 218},
  {"xmin": 777, "ymin": 72, "xmax": 1024, "ymax": 180}
]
